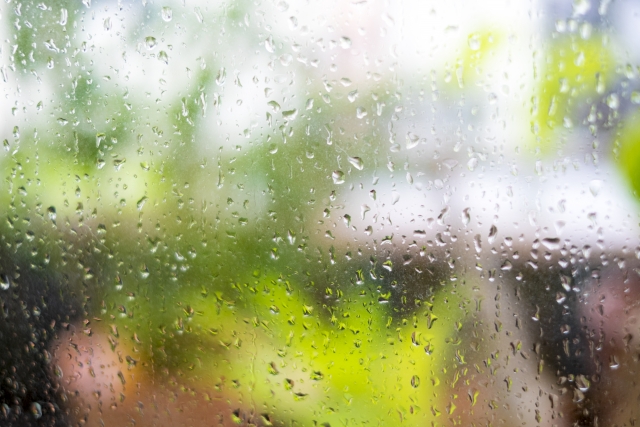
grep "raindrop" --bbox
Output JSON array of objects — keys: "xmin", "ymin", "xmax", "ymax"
[
  {"xmin": 348, "ymin": 156, "xmax": 364, "ymax": 170},
  {"xmin": 468, "ymin": 33, "xmax": 481, "ymax": 50},
  {"xmin": 411, "ymin": 375, "xmax": 420, "ymax": 388},
  {"xmin": 158, "ymin": 51, "xmax": 169, "ymax": 64},
  {"xmin": 0, "ymin": 274, "xmax": 10, "ymax": 291},
  {"xmin": 488, "ymin": 225, "xmax": 497, "ymax": 244},
  {"xmin": 47, "ymin": 206, "xmax": 56, "ymax": 221},
  {"xmin": 462, "ymin": 208, "xmax": 470, "ymax": 226},
  {"xmin": 59, "ymin": 8, "xmax": 68, "ymax": 26},
  {"xmin": 30, "ymin": 402, "xmax": 42, "ymax": 420},
  {"xmin": 541, "ymin": 237, "xmax": 561, "ymax": 250},
  {"xmin": 406, "ymin": 132, "xmax": 420, "ymax": 150},
  {"xmin": 589, "ymin": 179, "xmax": 602, "ymax": 196},
  {"xmin": 500, "ymin": 260, "xmax": 512, "ymax": 271},
  {"xmin": 265, "ymin": 35, "xmax": 275, "ymax": 53},
  {"xmin": 216, "ymin": 67, "xmax": 226, "ymax": 85},
  {"xmin": 474, "ymin": 234, "xmax": 482, "ymax": 253},
  {"xmin": 442, "ymin": 159, "xmax": 458, "ymax": 170},
  {"xmin": 145, "ymin": 36, "xmax": 157, "ymax": 50},
  {"xmin": 332, "ymin": 170, "xmax": 345, "ymax": 184},
  {"xmin": 162, "ymin": 6, "xmax": 173, "ymax": 22},
  {"xmin": 282, "ymin": 109, "xmax": 298, "ymax": 121},
  {"xmin": 137, "ymin": 196, "xmax": 148, "ymax": 211},
  {"xmin": 268, "ymin": 100, "xmax": 281, "ymax": 112},
  {"xmin": 576, "ymin": 375, "xmax": 590, "ymax": 392}
]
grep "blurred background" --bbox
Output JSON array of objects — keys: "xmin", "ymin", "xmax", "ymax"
[{"xmin": 1, "ymin": 0, "xmax": 640, "ymax": 425}]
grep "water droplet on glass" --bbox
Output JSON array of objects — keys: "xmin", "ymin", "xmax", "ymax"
[
  {"xmin": 606, "ymin": 93, "xmax": 619, "ymax": 110},
  {"xmin": 474, "ymin": 234, "xmax": 482, "ymax": 253},
  {"xmin": 47, "ymin": 206, "xmax": 56, "ymax": 221},
  {"xmin": 145, "ymin": 36, "xmax": 157, "ymax": 50},
  {"xmin": 265, "ymin": 35, "xmax": 275, "ymax": 53},
  {"xmin": 541, "ymin": 237, "xmax": 561, "ymax": 250},
  {"xmin": 348, "ymin": 156, "xmax": 364, "ymax": 170},
  {"xmin": 468, "ymin": 33, "xmax": 481, "ymax": 50},
  {"xmin": 556, "ymin": 292, "xmax": 566, "ymax": 304},
  {"xmin": 282, "ymin": 109, "xmax": 298, "ymax": 121},
  {"xmin": 158, "ymin": 50, "xmax": 169, "ymax": 64},
  {"xmin": 576, "ymin": 375, "xmax": 590, "ymax": 392},
  {"xmin": 442, "ymin": 159, "xmax": 458, "ymax": 170},
  {"xmin": 500, "ymin": 260, "xmax": 512, "ymax": 271},
  {"xmin": 30, "ymin": 402, "xmax": 42, "ymax": 419},
  {"xmin": 137, "ymin": 196, "xmax": 148, "ymax": 211},
  {"xmin": 411, "ymin": 375, "xmax": 420, "ymax": 388},
  {"xmin": 0, "ymin": 274, "xmax": 10, "ymax": 291},
  {"xmin": 216, "ymin": 67, "xmax": 226, "ymax": 85},
  {"xmin": 406, "ymin": 132, "xmax": 420, "ymax": 150},
  {"xmin": 332, "ymin": 170, "xmax": 345, "ymax": 184},
  {"xmin": 59, "ymin": 8, "xmax": 68, "ymax": 26},
  {"xmin": 162, "ymin": 6, "xmax": 173, "ymax": 22},
  {"xmin": 589, "ymin": 179, "xmax": 602, "ymax": 196},
  {"xmin": 488, "ymin": 225, "xmax": 497, "ymax": 245},
  {"xmin": 268, "ymin": 100, "xmax": 281, "ymax": 112}
]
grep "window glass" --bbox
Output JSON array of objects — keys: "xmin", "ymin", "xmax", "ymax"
[{"xmin": 1, "ymin": 0, "xmax": 639, "ymax": 425}]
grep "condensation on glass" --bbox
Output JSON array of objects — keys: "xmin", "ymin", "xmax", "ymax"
[{"xmin": 0, "ymin": 0, "xmax": 639, "ymax": 426}]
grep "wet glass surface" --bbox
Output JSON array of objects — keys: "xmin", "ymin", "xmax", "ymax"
[{"xmin": 1, "ymin": 0, "xmax": 640, "ymax": 425}]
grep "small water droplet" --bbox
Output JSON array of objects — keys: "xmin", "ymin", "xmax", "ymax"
[
  {"xmin": 542, "ymin": 237, "xmax": 561, "ymax": 250},
  {"xmin": 0, "ymin": 274, "xmax": 10, "ymax": 291},
  {"xmin": 137, "ymin": 196, "xmax": 148, "ymax": 211},
  {"xmin": 488, "ymin": 225, "xmax": 497, "ymax": 244},
  {"xmin": 47, "ymin": 206, "xmax": 57, "ymax": 221},
  {"xmin": 216, "ymin": 67, "xmax": 226, "ymax": 85},
  {"xmin": 145, "ymin": 36, "xmax": 157, "ymax": 50},
  {"xmin": 59, "ymin": 8, "xmax": 68, "ymax": 26},
  {"xmin": 265, "ymin": 35, "xmax": 275, "ymax": 53},
  {"xmin": 348, "ymin": 156, "xmax": 364, "ymax": 170},
  {"xmin": 406, "ymin": 132, "xmax": 420, "ymax": 150},
  {"xmin": 442, "ymin": 159, "xmax": 458, "ymax": 170},
  {"xmin": 161, "ymin": 6, "xmax": 173, "ymax": 21},
  {"xmin": 268, "ymin": 100, "xmax": 281, "ymax": 112},
  {"xmin": 462, "ymin": 208, "xmax": 471, "ymax": 226},
  {"xmin": 30, "ymin": 402, "xmax": 42, "ymax": 419},
  {"xmin": 282, "ymin": 109, "xmax": 298, "ymax": 121},
  {"xmin": 576, "ymin": 375, "xmax": 590, "ymax": 392},
  {"xmin": 606, "ymin": 93, "xmax": 619, "ymax": 110},
  {"xmin": 411, "ymin": 375, "xmax": 420, "ymax": 388},
  {"xmin": 332, "ymin": 170, "xmax": 345, "ymax": 184},
  {"xmin": 589, "ymin": 179, "xmax": 602, "ymax": 196},
  {"xmin": 474, "ymin": 234, "xmax": 482, "ymax": 253},
  {"xmin": 158, "ymin": 50, "xmax": 169, "ymax": 64},
  {"xmin": 468, "ymin": 33, "xmax": 481, "ymax": 50}
]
